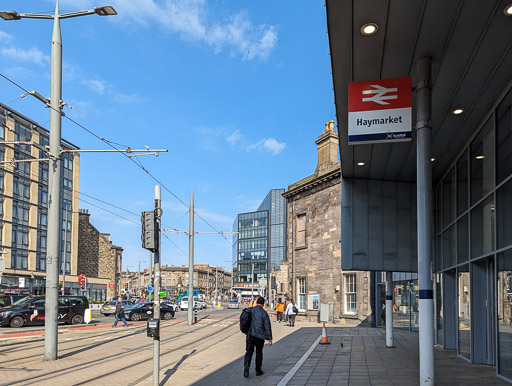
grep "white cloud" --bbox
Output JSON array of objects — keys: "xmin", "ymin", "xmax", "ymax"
[
  {"xmin": 57, "ymin": 0, "xmax": 277, "ymax": 61},
  {"xmin": 0, "ymin": 30, "xmax": 14, "ymax": 43},
  {"xmin": 1, "ymin": 47, "xmax": 47, "ymax": 66},
  {"xmin": 112, "ymin": 92, "xmax": 143, "ymax": 104},
  {"xmin": 247, "ymin": 137, "xmax": 286, "ymax": 155},
  {"xmin": 81, "ymin": 79, "xmax": 106, "ymax": 95},
  {"xmin": 226, "ymin": 130, "xmax": 242, "ymax": 146}
]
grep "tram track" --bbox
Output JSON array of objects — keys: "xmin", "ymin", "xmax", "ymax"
[{"xmin": 7, "ymin": 312, "xmax": 239, "ymax": 385}]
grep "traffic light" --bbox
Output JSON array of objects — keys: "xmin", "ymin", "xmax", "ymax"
[
  {"xmin": 141, "ymin": 211, "xmax": 157, "ymax": 250},
  {"xmin": 80, "ymin": 278, "xmax": 86, "ymax": 290},
  {"xmin": 125, "ymin": 282, "xmax": 128, "ymax": 290}
]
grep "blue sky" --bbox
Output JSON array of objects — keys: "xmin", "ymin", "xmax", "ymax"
[{"xmin": 0, "ymin": 0, "xmax": 335, "ymax": 273}]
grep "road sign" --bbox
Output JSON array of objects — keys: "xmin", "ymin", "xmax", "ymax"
[
  {"xmin": 147, "ymin": 284, "xmax": 153, "ymax": 292},
  {"xmin": 108, "ymin": 283, "xmax": 115, "ymax": 288},
  {"xmin": 77, "ymin": 273, "xmax": 87, "ymax": 284},
  {"xmin": 348, "ymin": 76, "xmax": 412, "ymax": 144},
  {"xmin": 258, "ymin": 278, "xmax": 268, "ymax": 286},
  {"xmin": 0, "ymin": 258, "xmax": 5, "ymax": 275}
]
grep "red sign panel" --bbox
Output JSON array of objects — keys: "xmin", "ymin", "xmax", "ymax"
[
  {"xmin": 348, "ymin": 76, "xmax": 412, "ymax": 144},
  {"xmin": 77, "ymin": 274, "xmax": 87, "ymax": 284},
  {"xmin": 108, "ymin": 282, "xmax": 115, "ymax": 288},
  {"xmin": 348, "ymin": 77, "xmax": 412, "ymax": 112}
]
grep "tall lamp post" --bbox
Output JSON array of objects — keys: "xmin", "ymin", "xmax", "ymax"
[{"xmin": 0, "ymin": 1, "xmax": 116, "ymax": 361}]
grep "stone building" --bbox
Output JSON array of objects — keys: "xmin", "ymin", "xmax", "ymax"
[
  {"xmin": 283, "ymin": 120, "xmax": 373, "ymax": 325},
  {"xmin": 77, "ymin": 209, "xmax": 123, "ymax": 299},
  {"xmin": 127, "ymin": 264, "xmax": 232, "ymax": 299},
  {"xmin": 271, "ymin": 261, "xmax": 289, "ymax": 301}
]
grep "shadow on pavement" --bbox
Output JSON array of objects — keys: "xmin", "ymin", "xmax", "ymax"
[
  {"xmin": 190, "ymin": 327, "xmax": 320, "ymax": 386},
  {"xmin": 160, "ymin": 349, "xmax": 197, "ymax": 385}
]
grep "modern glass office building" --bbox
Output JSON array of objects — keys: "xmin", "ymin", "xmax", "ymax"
[
  {"xmin": 257, "ymin": 189, "xmax": 287, "ymax": 271},
  {"xmin": 232, "ymin": 210, "xmax": 269, "ymax": 287},
  {"xmin": 232, "ymin": 189, "xmax": 287, "ymax": 296}
]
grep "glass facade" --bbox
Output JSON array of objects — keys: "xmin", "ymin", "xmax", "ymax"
[
  {"xmin": 257, "ymin": 189, "xmax": 287, "ymax": 270},
  {"xmin": 232, "ymin": 189, "xmax": 287, "ymax": 289},
  {"xmin": 434, "ymin": 87, "xmax": 512, "ymax": 377},
  {"xmin": 233, "ymin": 210, "xmax": 269, "ymax": 285}
]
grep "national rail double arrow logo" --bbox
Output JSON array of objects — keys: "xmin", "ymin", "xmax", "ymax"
[{"xmin": 361, "ymin": 84, "xmax": 398, "ymax": 105}]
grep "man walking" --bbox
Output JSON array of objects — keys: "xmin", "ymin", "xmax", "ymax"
[
  {"xmin": 244, "ymin": 296, "xmax": 272, "ymax": 378},
  {"xmin": 112, "ymin": 297, "xmax": 128, "ymax": 328}
]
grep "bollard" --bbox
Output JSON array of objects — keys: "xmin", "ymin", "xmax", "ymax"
[{"xmin": 194, "ymin": 308, "xmax": 197, "ymax": 324}]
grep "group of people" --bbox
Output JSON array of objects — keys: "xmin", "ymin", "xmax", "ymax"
[{"xmin": 274, "ymin": 298, "xmax": 297, "ymax": 327}]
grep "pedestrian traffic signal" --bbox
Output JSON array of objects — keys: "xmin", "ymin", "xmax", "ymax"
[{"xmin": 141, "ymin": 211, "xmax": 157, "ymax": 250}]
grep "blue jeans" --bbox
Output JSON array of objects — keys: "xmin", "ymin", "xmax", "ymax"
[{"xmin": 113, "ymin": 313, "xmax": 128, "ymax": 327}]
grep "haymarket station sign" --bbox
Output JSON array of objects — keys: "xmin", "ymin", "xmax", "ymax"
[{"xmin": 348, "ymin": 76, "xmax": 412, "ymax": 144}]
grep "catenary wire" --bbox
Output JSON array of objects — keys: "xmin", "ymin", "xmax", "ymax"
[{"xmin": 0, "ymin": 73, "xmax": 233, "ymax": 246}]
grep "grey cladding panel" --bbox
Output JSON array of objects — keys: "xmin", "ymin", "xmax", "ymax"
[{"xmin": 341, "ymin": 178, "xmax": 418, "ymax": 272}]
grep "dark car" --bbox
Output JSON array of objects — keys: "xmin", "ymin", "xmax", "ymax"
[
  {"xmin": 100, "ymin": 299, "xmax": 134, "ymax": 316},
  {"xmin": 0, "ymin": 295, "xmax": 29, "ymax": 308},
  {"xmin": 0, "ymin": 295, "xmax": 89, "ymax": 327},
  {"xmin": 124, "ymin": 302, "xmax": 175, "ymax": 321}
]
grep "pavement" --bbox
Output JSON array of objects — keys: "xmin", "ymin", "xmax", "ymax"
[
  {"xmin": 0, "ymin": 313, "xmax": 509, "ymax": 385},
  {"xmin": 192, "ymin": 323, "xmax": 510, "ymax": 385}
]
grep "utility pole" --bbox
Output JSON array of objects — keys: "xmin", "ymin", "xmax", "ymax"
[
  {"xmin": 138, "ymin": 260, "xmax": 141, "ymax": 291},
  {"xmin": 215, "ymin": 266, "xmax": 218, "ymax": 303},
  {"xmin": 153, "ymin": 185, "xmax": 162, "ymax": 386},
  {"xmin": 149, "ymin": 251, "xmax": 152, "ymax": 298},
  {"xmin": 0, "ymin": 1, "xmax": 117, "ymax": 362},
  {"xmin": 251, "ymin": 263, "xmax": 254, "ymax": 301},
  {"xmin": 207, "ymin": 269, "xmax": 209, "ymax": 300},
  {"xmin": 61, "ymin": 204, "xmax": 68, "ymax": 295},
  {"xmin": 188, "ymin": 189, "xmax": 194, "ymax": 325}
]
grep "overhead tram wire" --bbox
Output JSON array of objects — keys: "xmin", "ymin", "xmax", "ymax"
[{"xmin": 0, "ymin": 72, "xmax": 233, "ymax": 247}]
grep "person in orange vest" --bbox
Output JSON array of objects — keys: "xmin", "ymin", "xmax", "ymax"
[{"xmin": 275, "ymin": 298, "xmax": 285, "ymax": 323}]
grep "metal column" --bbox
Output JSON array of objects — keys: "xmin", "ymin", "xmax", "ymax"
[
  {"xmin": 153, "ymin": 185, "xmax": 161, "ymax": 385},
  {"xmin": 188, "ymin": 189, "xmax": 194, "ymax": 325},
  {"xmin": 44, "ymin": 3, "xmax": 63, "ymax": 361},
  {"xmin": 417, "ymin": 56, "xmax": 434, "ymax": 385},
  {"xmin": 386, "ymin": 272, "xmax": 394, "ymax": 348}
]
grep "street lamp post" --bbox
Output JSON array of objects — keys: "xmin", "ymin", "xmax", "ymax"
[{"xmin": 0, "ymin": 1, "xmax": 116, "ymax": 361}]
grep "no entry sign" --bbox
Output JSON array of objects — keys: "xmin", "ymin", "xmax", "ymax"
[{"xmin": 348, "ymin": 77, "xmax": 412, "ymax": 144}]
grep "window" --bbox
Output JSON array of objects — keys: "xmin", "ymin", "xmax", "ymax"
[
  {"xmin": 0, "ymin": 197, "xmax": 3, "ymax": 218},
  {"xmin": 496, "ymin": 88, "xmax": 512, "ymax": 184},
  {"xmin": 13, "ymin": 177, "xmax": 30, "ymax": 200},
  {"xmin": 11, "ymin": 251, "xmax": 28, "ymax": 270},
  {"xmin": 12, "ymin": 227, "xmax": 29, "ymax": 248},
  {"xmin": 38, "ymin": 186, "xmax": 48, "ymax": 205},
  {"xmin": 39, "ymin": 162, "xmax": 48, "ymax": 182},
  {"xmin": 13, "ymin": 202, "xmax": 29, "ymax": 223},
  {"xmin": 298, "ymin": 277, "xmax": 306, "ymax": 311},
  {"xmin": 39, "ymin": 210, "xmax": 48, "ymax": 227},
  {"xmin": 62, "ymin": 154, "xmax": 73, "ymax": 171},
  {"xmin": 296, "ymin": 213, "xmax": 306, "ymax": 248},
  {"xmin": 344, "ymin": 273, "xmax": 357, "ymax": 315},
  {"xmin": 470, "ymin": 117, "xmax": 494, "ymax": 205},
  {"xmin": 14, "ymin": 122, "xmax": 32, "ymax": 154},
  {"xmin": 63, "ymin": 178, "xmax": 72, "ymax": 190},
  {"xmin": 14, "ymin": 152, "xmax": 31, "ymax": 177}
]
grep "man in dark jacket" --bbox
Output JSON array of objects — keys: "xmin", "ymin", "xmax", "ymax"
[
  {"xmin": 244, "ymin": 296, "xmax": 272, "ymax": 378},
  {"xmin": 112, "ymin": 297, "xmax": 128, "ymax": 328}
]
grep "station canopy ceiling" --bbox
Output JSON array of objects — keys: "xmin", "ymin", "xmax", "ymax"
[{"xmin": 326, "ymin": 0, "xmax": 512, "ymax": 184}]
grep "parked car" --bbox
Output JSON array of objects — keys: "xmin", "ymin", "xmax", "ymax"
[
  {"xmin": 124, "ymin": 302, "xmax": 175, "ymax": 321},
  {"xmin": 227, "ymin": 299, "xmax": 239, "ymax": 309},
  {"xmin": 100, "ymin": 299, "xmax": 134, "ymax": 316},
  {"xmin": 0, "ymin": 295, "xmax": 89, "ymax": 327},
  {"xmin": 179, "ymin": 297, "xmax": 201, "ymax": 311},
  {"xmin": 196, "ymin": 298, "xmax": 207, "ymax": 309},
  {"xmin": 160, "ymin": 301, "xmax": 180, "ymax": 312}
]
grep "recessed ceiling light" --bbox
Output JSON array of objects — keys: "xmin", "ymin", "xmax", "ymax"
[
  {"xmin": 357, "ymin": 162, "xmax": 365, "ymax": 166},
  {"xmin": 504, "ymin": 3, "xmax": 512, "ymax": 15},
  {"xmin": 431, "ymin": 158, "xmax": 436, "ymax": 162},
  {"xmin": 452, "ymin": 108, "xmax": 464, "ymax": 115},
  {"xmin": 475, "ymin": 155, "xmax": 485, "ymax": 160},
  {"xmin": 361, "ymin": 23, "xmax": 378, "ymax": 35}
]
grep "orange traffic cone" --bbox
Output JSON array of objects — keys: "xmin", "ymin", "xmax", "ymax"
[{"xmin": 320, "ymin": 323, "xmax": 330, "ymax": 344}]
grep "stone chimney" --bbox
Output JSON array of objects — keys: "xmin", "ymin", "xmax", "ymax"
[{"xmin": 315, "ymin": 120, "xmax": 339, "ymax": 174}]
